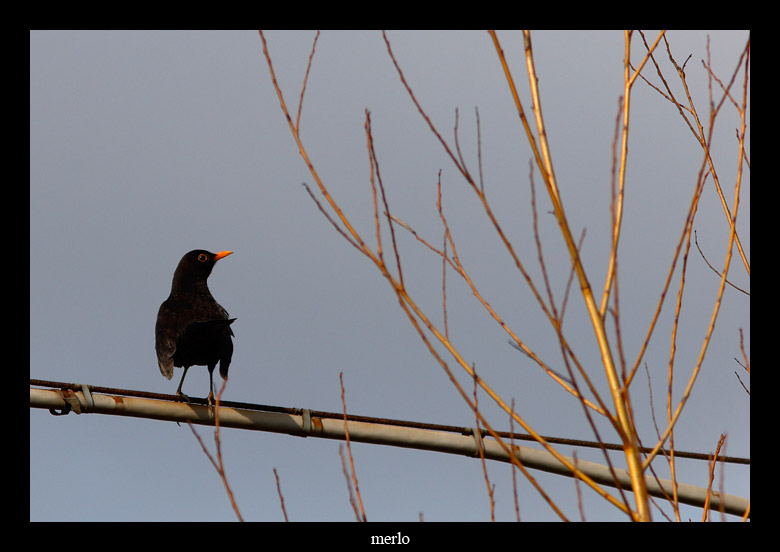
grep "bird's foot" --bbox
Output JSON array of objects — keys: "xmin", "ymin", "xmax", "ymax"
[
  {"xmin": 175, "ymin": 391, "xmax": 191, "ymax": 403},
  {"xmin": 206, "ymin": 391, "xmax": 216, "ymax": 417}
]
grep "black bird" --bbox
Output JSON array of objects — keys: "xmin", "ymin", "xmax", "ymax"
[{"xmin": 155, "ymin": 250, "xmax": 235, "ymax": 404}]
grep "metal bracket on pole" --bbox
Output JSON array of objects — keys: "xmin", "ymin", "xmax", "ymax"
[
  {"xmin": 48, "ymin": 384, "xmax": 94, "ymax": 416},
  {"xmin": 299, "ymin": 408, "xmax": 312, "ymax": 437}
]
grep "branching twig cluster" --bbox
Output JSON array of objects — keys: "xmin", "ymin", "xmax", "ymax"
[{"xmin": 249, "ymin": 29, "xmax": 749, "ymax": 521}]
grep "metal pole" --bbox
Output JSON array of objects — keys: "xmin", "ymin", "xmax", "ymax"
[{"xmin": 31, "ymin": 387, "xmax": 749, "ymax": 518}]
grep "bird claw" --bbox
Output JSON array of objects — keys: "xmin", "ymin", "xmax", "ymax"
[{"xmin": 175, "ymin": 391, "xmax": 191, "ymax": 403}]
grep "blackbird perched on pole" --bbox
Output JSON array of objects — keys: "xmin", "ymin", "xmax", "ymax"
[{"xmin": 155, "ymin": 250, "xmax": 236, "ymax": 405}]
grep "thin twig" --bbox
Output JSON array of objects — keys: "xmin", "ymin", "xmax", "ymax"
[
  {"xmin": 187, "ymin": 380, "xmax": 244, "ymax": 521},
  {"xmin": 475, "ymin": 107, "xmax": 485, "ymax": 194},
  {"xmin": 439, "ymin": 174, "xmax": 450, "ymax": 339},
  {"xmin": 340, "ymin": 373, "xmax": 366, "ymax": 521},
  {"xmin": 338, "ymin": 445, "xmax": 362, "ymax": 521},
  {"xmin": 273, "ymin": 468, "xmax": 290, "ymax": 521},
  {"xmin": 737, "ymin": 328, "xmax": 750, "ymax": 393},
  {"xmin": 693, "ymin": 230, "xmax": 749, "ymax": 295},
  {"xmin": 296, "ymin": 31, "xmax": 320, "ymax": 132},
  {"xmin": 473, "ymin": 366, "xmax": 496, "ymax": 521},
  {"xmin": 365, "ymin": 110, "xmax": 405, "ymax": 289},
  {"xmin": 573, "ymin": 452, "xmax": 586, "ymax": 522},
  {"xmin": 508, "ymin": 399, "xmax": 521, "ymax": 522},
  {"xmin": 702, "ymin": 434, "xmax": 727, "ymax": 522},
  {"xmin": 528, "ymin": 160, "xmax": 557, "ymax": 323}
]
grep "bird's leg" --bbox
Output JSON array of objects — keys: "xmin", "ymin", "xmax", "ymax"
[
  {"xmin": 175, "ymin": 366, "xmax": 191, "ymax": 402},
  {"xmin": 207, "ymin": 370, "xmax": 215, "ymax": 409}
]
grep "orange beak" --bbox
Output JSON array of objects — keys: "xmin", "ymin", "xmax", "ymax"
[{"xmin": 214, "ymin": 251, "xmax": 234, "ymax": 261}]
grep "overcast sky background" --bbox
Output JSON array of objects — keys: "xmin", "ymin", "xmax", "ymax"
[{"xmin": 30, "ymin": 30, "xmax": 749, "ymax": 523}]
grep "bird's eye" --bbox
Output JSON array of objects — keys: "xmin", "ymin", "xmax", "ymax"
[{"xmin": 198, "ymin": 254, "xmax": 208, "ymax": 262}]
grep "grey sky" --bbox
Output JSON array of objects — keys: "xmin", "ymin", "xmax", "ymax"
[{"xmin": 31, "ymin": 30, "xmax": 749, "ymax": 522}]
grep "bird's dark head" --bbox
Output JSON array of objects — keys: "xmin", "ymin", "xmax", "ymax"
[{"xmin": 171, "ymin": 249, "xmax": 233, "ymax": 291}]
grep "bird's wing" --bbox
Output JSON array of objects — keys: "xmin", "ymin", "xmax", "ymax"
[
  {"xmin": 216, "ymin": 304, "xmax": 234, "ymax": 336},
  {"xmin": 155, "ymin": 302, "xmax": 179, "ymax": 379}
]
